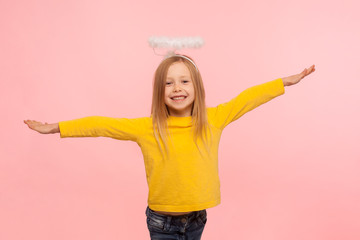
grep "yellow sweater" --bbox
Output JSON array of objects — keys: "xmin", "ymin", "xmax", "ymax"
[{"xmin": 59, "ymin": 78, "xmax": 285, "ymax": 212}]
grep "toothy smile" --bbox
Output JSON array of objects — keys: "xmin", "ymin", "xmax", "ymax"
[{"xmin": 171, "ymin": 95, "xmax": 187, "ymax": 100}]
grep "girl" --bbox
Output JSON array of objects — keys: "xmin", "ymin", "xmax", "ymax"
[{"xmin": 24, "ymin": 55, "xmax": 315, "ymax": 239}]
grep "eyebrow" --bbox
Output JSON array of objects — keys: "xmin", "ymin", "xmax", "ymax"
[{"xmin": 166, "ymin": 76, "xmax": 191, "ymax": 80}]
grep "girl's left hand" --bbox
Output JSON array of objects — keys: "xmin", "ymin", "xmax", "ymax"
[{"xmin": 282, "ymin": 65, "xmax": 315, "ymax": 86}]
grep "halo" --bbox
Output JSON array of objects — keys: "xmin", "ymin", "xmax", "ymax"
[
  {"xmin": 148, "ymin": 36, "xmax": 204, "ymax": 50},
  {"xmin": 148, "ymin": 36, "xmax": 204, "ymax": 71}
]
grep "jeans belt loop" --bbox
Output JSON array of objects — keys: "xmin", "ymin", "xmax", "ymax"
[
  {"xmin": 164, "ymin": 216, "xmax": 172, "ymax": 231},
  {"xmin": 195, "ymin": 210, "xmax": 201, "ymax": 218}
]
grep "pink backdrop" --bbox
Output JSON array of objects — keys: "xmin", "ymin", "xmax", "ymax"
[{"xmin": 1, "ymin": 0, "xmax": 360, "ymax": 239}]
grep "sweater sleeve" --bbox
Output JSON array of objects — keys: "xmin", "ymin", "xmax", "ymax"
[
  {"xmin": 58, "ymin": 116, "xmax": 148, "ymax": 142},
  {"xmin": 208, "ymin": 78, "xmax": 285, "ymax": 130}
]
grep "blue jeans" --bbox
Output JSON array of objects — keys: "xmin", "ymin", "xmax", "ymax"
[{"xmin": 145, "ymin": 206, "xmax": 207, "ymax": 240}]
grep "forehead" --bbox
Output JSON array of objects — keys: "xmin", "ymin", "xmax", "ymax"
[{"xmin": 166, "ymin": 62, "xmax": 191, "ymax": 79}]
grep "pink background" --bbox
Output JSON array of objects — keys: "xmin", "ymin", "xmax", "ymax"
[{"xmin": 1, "ymin": 0, "xmax": 360, "ymax": 239}]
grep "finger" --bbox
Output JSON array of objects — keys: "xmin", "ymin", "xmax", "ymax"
[
  {"xmin": 300, "ymin": 69, "xmax": 307, "ymax": 77},
  {"xmin": 304, "ymin": 67, "xmax": 312, "ymax": 76},
  {"xmin": 307, "ymin": 66, "xmax": 315, "ymax": 75},
  {"xmin": 310, "ymin": 65, "xmax": 315, "ymax": 72}
]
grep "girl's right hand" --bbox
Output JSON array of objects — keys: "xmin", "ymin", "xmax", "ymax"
[{"xmin": 24, "ymin": 120, "xmax": 60, "ymax": 134}]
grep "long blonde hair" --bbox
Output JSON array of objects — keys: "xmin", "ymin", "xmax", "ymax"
[{"xmin": 151, "ymin": 55, "xmax": 210, "ymax": 155}]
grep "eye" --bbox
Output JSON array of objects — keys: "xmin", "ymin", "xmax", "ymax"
[
  {"xmin": 182, "ymin": 80, "xmax": 189, "ymax": 83},
  {"xmin": 166, "ymin": 82, "xmax": 173, "ymax": 85}
]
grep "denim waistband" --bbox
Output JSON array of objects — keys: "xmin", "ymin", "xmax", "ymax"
[{"xmin": 145, "ymin": 206, "xmax": 206, "ymax": 225}]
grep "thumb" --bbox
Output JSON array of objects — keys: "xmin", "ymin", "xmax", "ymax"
[{"xmin": 300, "ymin": 68, "xmax": 307, "ymax": 78}]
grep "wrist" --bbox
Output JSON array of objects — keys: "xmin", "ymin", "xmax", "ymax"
[
  {"xmin": 282, "ymin": 77, "xmax": 290, "ymax": 87},
  {"xmin": 50, "ymin": 123, "xmax": 60, "ymax": 133}
]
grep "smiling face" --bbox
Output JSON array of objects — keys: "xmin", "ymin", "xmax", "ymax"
[{"xmin": 164, "ymin": 61, "xmax": 195, "ymax": 117}]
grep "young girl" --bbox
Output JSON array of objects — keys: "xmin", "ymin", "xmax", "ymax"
[{"xmin": 24, "ymin": 55, "xmax": 315, "ymax": 239}]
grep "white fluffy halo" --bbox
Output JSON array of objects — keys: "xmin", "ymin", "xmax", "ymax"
[{"xmin": 148, "ymin": 36, "xmax": 204, "ymax": 50}]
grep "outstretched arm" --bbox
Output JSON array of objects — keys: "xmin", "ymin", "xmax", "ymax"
[
  {"xmin": 282, "ymin": 65, "xmax": 316, "ymax": 87},
  {"xmin": 24, "ymin": 120, "xmax": 59, "ymax": 134},
  {"xmin": 25, "ymin": 116, "xmax": 146, "ymax": 141},
  {"xmin": 209, "ymin": 65, "xmax": 315, "ymax": 129}
]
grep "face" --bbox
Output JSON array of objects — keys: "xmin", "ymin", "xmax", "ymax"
[{"xmin": 164, "ymin": 61, "xmax": 195, "ymax": 117}]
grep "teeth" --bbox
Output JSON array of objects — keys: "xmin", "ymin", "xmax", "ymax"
[{"xmin": 172, "ymin": 96, "xmax": 186, "ymax": 100}]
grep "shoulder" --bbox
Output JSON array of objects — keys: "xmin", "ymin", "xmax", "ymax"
[
  {"xmin": 206, "ymin": 107, "xmax": 219, "ymax": 127},
  {"xmin": 126, "ymin": 116, "xmax": 152, "ymax": 126}
]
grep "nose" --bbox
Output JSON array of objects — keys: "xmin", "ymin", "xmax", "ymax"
[{"xmin": 173, "ymin": 83, "xmax": 182, "ymax": 92}]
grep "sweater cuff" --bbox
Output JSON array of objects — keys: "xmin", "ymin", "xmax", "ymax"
[
  {"xmin": 58, "ymin": 121, "xmax": 67, "ymax": 138},
  {"xmin": 274, "ymin": 78, "xmax": 285, "ymax": 96}
]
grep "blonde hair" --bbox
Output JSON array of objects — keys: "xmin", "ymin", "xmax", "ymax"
[{"xmin": 150, "ymin": 55, "xmax": 210, "ymax": 155}]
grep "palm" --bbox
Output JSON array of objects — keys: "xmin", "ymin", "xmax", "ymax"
[
  {"xmin": 24, "ymin": 120, "xmax": 52, "ymax": 134},
  {"xmin": 283, "ymin": 65, "xmax": 315, "ymax": 86}
]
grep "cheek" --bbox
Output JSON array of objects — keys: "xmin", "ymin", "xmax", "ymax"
[
  {"xmin": 164, "ymin": 89, "xmax": 170, "ymax": 104},
  {"xmin": 189, "ymin": 87, "xmax": 195, "ymax": 98},
  {"xmin": 164, "ymin": 87, "xmax": 171, "ymax": 96}
]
